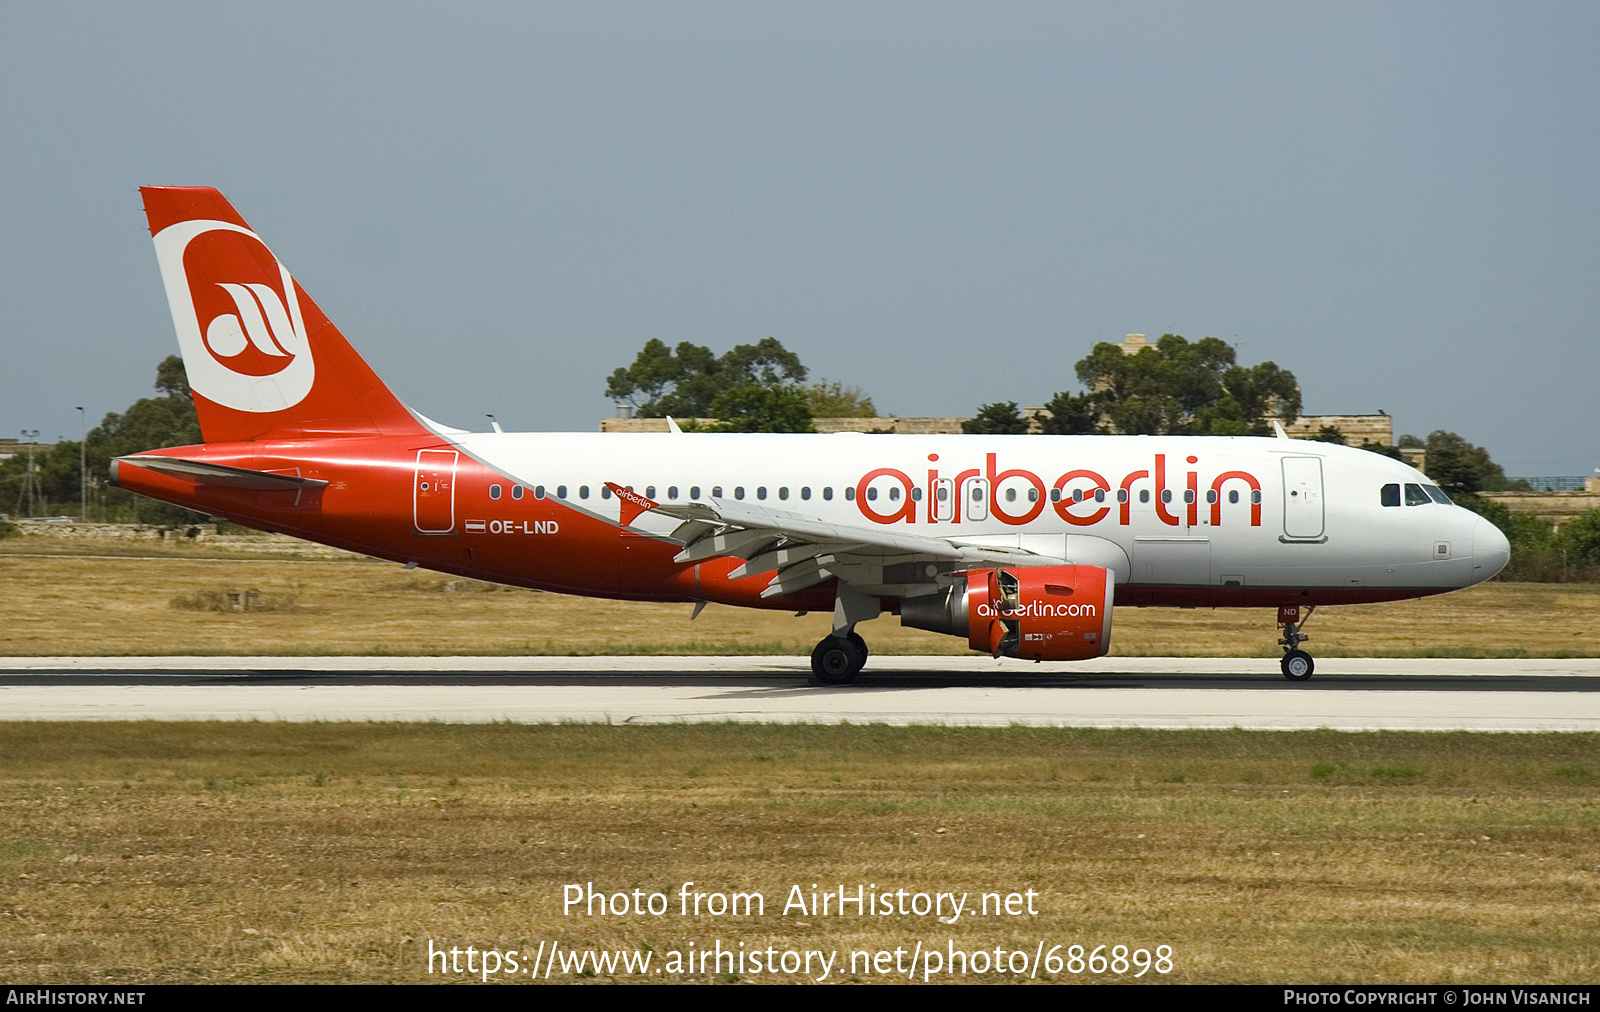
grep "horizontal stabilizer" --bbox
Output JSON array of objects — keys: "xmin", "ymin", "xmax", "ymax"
[{"xmin": 113, "ymin": 455, "xmax": 329, "ymax": 491}]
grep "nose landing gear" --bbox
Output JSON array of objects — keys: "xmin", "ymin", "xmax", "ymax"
[
  {"xmin": 1278, "ymin": 603, "xmax": 1316, "ymax": 681},
  {"xmin": 1281, "ymin": 648, "xmax": 1314, "ymax": 680}
]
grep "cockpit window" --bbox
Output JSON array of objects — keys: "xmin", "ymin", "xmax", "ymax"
[
  {"xmin": 1423, "ymin": 485, "xmax": 1452, "ymax": 505},
  {"xmin": 1381, "ymin": 483, "xmax": 1401, "ymax": 507},
  {"xmin": 1404, "ymin": 483, "xmax": 1430, "ymax": 506}
]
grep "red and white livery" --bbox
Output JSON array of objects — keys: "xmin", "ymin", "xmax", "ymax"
[{"xmin": 113, "ymin": 187, "xmax": 1511, "ymax": 683}]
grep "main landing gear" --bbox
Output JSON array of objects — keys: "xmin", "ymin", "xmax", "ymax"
[
  {"xmin": 812, "ymin": 585, "xmax": 880, "ymax": 685},
  {"xmin": 811, "ymin": 631, "xmax": 869, "ymax": 684},
  {"xmin": 1278, "ymin": 603, "xmax": 1316, "ymax": 681}
]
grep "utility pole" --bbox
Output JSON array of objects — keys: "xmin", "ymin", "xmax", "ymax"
[
  {"xmin": 21, "ymin": 429, "xmax": 39, "ymax": 517},
  {"xmin": 77, "ymin": 406, "xmax": 86, "ymax": 521}
]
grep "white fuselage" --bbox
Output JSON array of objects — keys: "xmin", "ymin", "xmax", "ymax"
[{"xmin": 454, "ymin": 431, "xmax": 1509, "ymax": 599}]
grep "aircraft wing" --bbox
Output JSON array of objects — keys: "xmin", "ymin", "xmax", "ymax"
[{"xmin": 608, "ymin": 483, "xmax": 1064, "ymax": 599}]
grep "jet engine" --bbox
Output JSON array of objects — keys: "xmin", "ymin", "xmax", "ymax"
[{"xmin": 900, "ymin": 565, "xmax": 1114, "ymax": 661}]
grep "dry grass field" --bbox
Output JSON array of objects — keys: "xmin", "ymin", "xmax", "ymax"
[
  {"xmin": 1, "ymin": 723, "xmax": 1598, "ymax": 984},
  {"xmin": 6, "ymin": 541, "xmax": 1599, "ymax": 985},
  {"xmin": 2, "ymin": 539, "xmax": 1598, "ymax": 657}
]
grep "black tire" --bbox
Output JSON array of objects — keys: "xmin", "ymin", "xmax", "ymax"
[
  {"xmin": 811, "ymin": 637, "xmax": 862, "ymax": 684},
  {"xmin": 1281, "ymin": 649, "xmax": 1315, "ymax": 681},
  {"xmin": 847, "ymin": 631, "xmax": 869, "ymax": 663}
]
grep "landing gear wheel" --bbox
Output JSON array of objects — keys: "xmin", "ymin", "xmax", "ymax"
[
  {"xmin": 1281, "ymin": 649, "xmax": 1315, "ymax": 681},
  {"xmin": 847, "ymin": 632, "xmax": 868, "ymax": 663},
  {"xmin": 811, "ymin": 636, "xmax": 864, "ymax": 685}
]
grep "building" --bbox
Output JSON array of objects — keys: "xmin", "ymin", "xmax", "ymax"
[
  {"xmin": 1481, "ymin": 475, "xmax": 1600, "ymax": 527},
  {"xmin": 599, "ymin": 416, "xmax": 968, "ymax": 434},
  {"xmin": 0, "ymin": 437, "xmax": 54, "ymax": 462}
]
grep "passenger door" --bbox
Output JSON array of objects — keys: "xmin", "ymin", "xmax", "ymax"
[{"xmin": 1281, "ymin": 456, "xmax": 1325, "ymax": 540}]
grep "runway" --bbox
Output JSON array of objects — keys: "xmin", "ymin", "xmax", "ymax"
[{"xmin": 3, "ymin": 656, "xmax": 1600, "ymax": 730}]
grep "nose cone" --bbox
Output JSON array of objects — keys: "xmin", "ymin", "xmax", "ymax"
[{"xmin": 1471, "ymin": 516, "xmax": 1511, "ymax": 583}]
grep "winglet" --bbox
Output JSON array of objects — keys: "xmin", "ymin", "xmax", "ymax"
[
  {"xmin": 605, "ymin": 482, "xmax": 659, "ymax": 526},
  {"xmin": 1272, "ymin": 420, "xmax": 1290, "ymax": 439},
  {"xmin": 666, "ymin": 416, "xmax": 684, "ymax": 434}
]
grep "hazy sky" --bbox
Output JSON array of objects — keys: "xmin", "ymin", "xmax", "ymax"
[{"xmin": 2, "ymin": 2, "xmax": 1595, "ymax": 474}]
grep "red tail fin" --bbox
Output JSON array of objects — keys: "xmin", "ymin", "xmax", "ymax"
[{"xmin": 141, "ymin": 186, "xmax": 427, "ymax": 443}]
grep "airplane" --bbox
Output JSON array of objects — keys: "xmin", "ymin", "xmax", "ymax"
[{"xmin": 111, "ymin": 186, "xmax": 1511, "ymax": 684}]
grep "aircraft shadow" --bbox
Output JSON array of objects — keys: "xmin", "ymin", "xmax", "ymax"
[{"xmin": 4, "ymin": 670, "xmax": 1600, "ymax": 693}]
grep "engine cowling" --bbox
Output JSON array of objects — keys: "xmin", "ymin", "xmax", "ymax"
[{"xmin": 899, "ymin": 565, "xmax": 1113, "ymax": 661}]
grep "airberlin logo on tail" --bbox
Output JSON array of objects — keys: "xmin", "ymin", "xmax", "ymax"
[
  {"xmin": 151, "ymin": 219, "xmax": 315, "ymax": 413},
  {"xmin": 207, "ymin": 283, "xmax": 297, "ymax": 361}
]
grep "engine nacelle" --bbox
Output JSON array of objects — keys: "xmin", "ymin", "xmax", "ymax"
[{"xmin": 900, "ymin": 565, "xmax": 1113, "ymax": 661}]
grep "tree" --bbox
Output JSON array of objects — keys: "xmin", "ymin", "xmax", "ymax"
[
  {"xmin": 1416, "ymin": 430, "xmax": 1510, "ymax": 495},
  {"xmin": 606, "ymin": 337, "xmax": 808, "ymax": 420},
  {"xmin": 1313, "ymin": 426, "xmax": 1346, "ymax": 445},
  {"xmin": 1, "ymin": 355, "xmax": 205, "ymax": 522},
  {"xmin": 1449, "ymin": 492, "xmax": 1513, "ymax": 532},
  {"xmin": 1072, "ymin": 334, "xmax": 1300, "ymax": 436},
  {"xmin": 86, "ymin": 355, "xmax": 203, "ymax": 476},
  {"xmin": 1560, "ymin": 510, "xmax": 1600, "ymax": 566},
  {"xmin": 155, "ymin": 354, "xmax": 191, "ymax": 400},
  {"xmin": 806, "ymin": 381, "xmax": 876, "ymax": 418},
  {"xmin": 962, "ymin": 402, "xmax": 1029, "ymax": 434},
  {"xmin": 706, "ymin": 383, "xmax": 815, "ymax": 433},
  {"xmin": 1036, "ymin": 391, "xmax": 1101, "ymax": 435}
]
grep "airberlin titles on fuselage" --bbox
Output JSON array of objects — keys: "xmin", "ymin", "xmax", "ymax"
[
  {"xmin": 454, "ymin": 449, "xmax": 1263, "ymax": 534},
  {"xmin": 853, "ymin": 451, "xmax": 1261, "ymax": 528}
]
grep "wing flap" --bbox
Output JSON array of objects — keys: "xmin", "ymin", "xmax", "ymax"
[
  {"xmin": 761, "ymin": 554, "xmax": 837, "ymax": 598},
  {"xmin": 686, "ymin": 497, "xmax": 967, "ymax": 560},
  {"xmin": 645, "ymin": 494, "xmax": 1078, "ymax": 597}
]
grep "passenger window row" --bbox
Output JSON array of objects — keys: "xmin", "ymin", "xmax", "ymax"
[
  {"xmin": 485, "ymin": 481, "xmax": 1262, "ymax": 508},
  {"xmin": 486, "ymin": 484, "xmax": 852, "ymax": 503}
]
